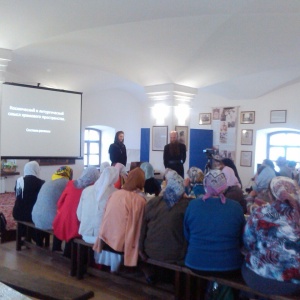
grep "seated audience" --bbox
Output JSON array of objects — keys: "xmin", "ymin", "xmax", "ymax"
[
  {"xmin": 184, "ymin": 167, "xmax": 205, "ymax": 198},
  {"xmin": 53, "ymin": 166, "xmax": 99, "ymax": 256},
  {"xmin": 13, "ymin": 161, "xmax": 45, "ymax": 245},
  {"xmin": 184, "ymin": 169, "xmax": 245, "ymax": 276},
  {"xmin": 77, "ymin": 167, "xmax": 119, "ymax": 244},
  {"xmin": 287, "ymin": 160, "xmax": 298, "ymax": 180},
  {"xmin": 246, "ymin": 159, "xmax": 276, "ymax": 213},
  {"xmin": 32, "ymin": 166, "xmax": 73, "ymax": 230},
  {"xmin": 113, "ymin": 162, "xmax": 128, "ymax": 189},
  {"xmin": 93, "ymin": 167, "xmax": 146, "ymax": 270},
  {"xmin": 139, "ymin": 169, "xmax": 189, "ymax": 263},
  {"xmin": 140, "ymin": 162, "xmax": 161, "ymax": 196},
  {"xmin": 276, "ymin": 156, "xmax": 292, "ymax": 178},
  {"xmin": 242, "ymin": 176, "xmax": 300, "ymax": 296}
]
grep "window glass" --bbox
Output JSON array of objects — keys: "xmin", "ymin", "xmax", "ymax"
[
  {"xmin": 89, "ymin": 143, "xmax": 99, "ymax": 154},
  {"xmin": 268, "ymin": 131, "xmax": 300, "ymax": 168},
  {"xmin": 286, "ymin": 148, "xmax": 300, "ymax": 161},
  {"xmin": 286, "ymin": 134, "xmax": 300, "ymax": 146},
  {"xmin": 269, "ymin": 133, "xmax": 286, "ymax": 145},
  {"xmin": 84, "ymin": 128, "xmax": 101, "ymax": 167},
  {"xmin": 269, "ymin": 147, "xmax": 285, "ymax": 161},
  {"xmin": 89, "ymin": 155, "xmax": 99, "ymax": 165}
]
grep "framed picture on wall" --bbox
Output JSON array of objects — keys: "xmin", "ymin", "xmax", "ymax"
[
  {"xmin": 240, "ymin": 111, "xmax": 255, "ymax": 124},
  {"xmin": 152, "ymin": 126, "xmax": 168, "ymax": 151},
  {"xmin": 240, "ymin": 151, "xmax": 252, "ymax": 167},
  {"xmin": 270, "ymin": 110, "xmax": 287, "ymax": 123},
  {"xmin": 241, "ymin": 129, "xmax": 253, "ymax": 145},
  {"xmin": 199, "ymin": 113, "xmax": 211, "ymax": 125},
  {"xmin": 175, "ymin": 125, "xmax": 189, "ymax": 150}
]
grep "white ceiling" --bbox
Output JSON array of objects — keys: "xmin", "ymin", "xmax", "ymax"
[{"xmin": 1, "ymin": 0, "xmax": 300, "ymax": 101}]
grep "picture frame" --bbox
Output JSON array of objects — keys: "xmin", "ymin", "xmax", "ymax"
[
  {"xmin": 270, "ymin": 110, "xmax": 287, "ymax": 123},
  {"xmin": 240, "ymin": 111, "xmax": 255, "ymax": 124},
  {"xmin": 175, "ymin": 125, "xmax": 189, "ymax": 150},
  {"xmin": 152, "ymin": 126, "xmax": 168, "ymax": 151},
  {"xmin": 241, "ymin": 129, "xmax": 253, "ymax": 145},
  {"xmin": 240, "ymin": 151, "xmax": 252, "ymax": 167},
  {"xmin": 199, "ymin": 113, "xmax": 211, "ymax": 125}
]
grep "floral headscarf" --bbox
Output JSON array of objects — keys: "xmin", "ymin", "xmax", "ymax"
[
  {"xmin": 203, "ymin": 169, "xmax": 228, "ymax": 204},
  {"xmin": 74, "ymin": 166, "xmax": 100, "ymax": 189},
  {"xmin": 270, "ymin": 176, "xmax": 300, "ymax": 212},
  {"xmin": 51, "ymin": 166, "xmax": 73, "ymax": 181},
  {"xmin": 140, "ymin": 162, "xmax": 154, "ymax": 180},
  {"xmin": 16, "ymin": 161, "xmax": 40, "ymax": 198},
  {"xmin": 94, "ymin": 167, "xmax": 119, "ymax": 209},
  {"xmin": 122, "ymin": 167, "xmax": 145, "ymax": 192},
  {"xmin": 163, "ymin": 170, "xmax": 185, "ymax": 208},
  {"xmin": 187, "ymin": 167, "xmax": 204, "ymax": 185}
]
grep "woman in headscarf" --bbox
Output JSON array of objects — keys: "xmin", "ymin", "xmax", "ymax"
[
  {"xmin": 184, "ymin": 166, "xmax": 205, "ymax": 199},
  {"xmin": 99, "ymin": 161, "xmax": 110, "ymax": 175},
  {"xmin": 214, "ymin": 158, "xmax": 247, "ymax": 213},
  {"xmin": 184, "ymin": 169, "xmax": 245, "ymax": 276},
  {"xmin": 13, "ymin": 161, "xmax": 45, "ymax": 239},
  {"xmin": 32, "ymin": 166, "xmax": 73, "ymax": 230},
  {"xmin": 108, "ymin": 131, "xmax": 127, "ymax": 166},
  {"xmin": 53, "ymin": 166, "xmax": 99, "ymax": 257},
  {"xmin": 113, "ymin": 162, "xmax": 128, "ymax": 189},
  {"xmin": 246, "ymin": 158, "xmax": 276, "ymax": 213},
  {"xmin": 77, "ymin": 167, "xmax": 119, "ymax": 244},
  {"xmin": 93, "ymin": 167, "xmax": 146, "ymax": 270},
  {"xmin": 139, "ymin": 169, "xmax": 188, "ymax": 263},
  {"xmin": 140, "ymin": 162, "xmax": 161, "ymax": 196},
  {"xmin": 242, "ymin": 176, "xmax": 300, "ymax": 296}
]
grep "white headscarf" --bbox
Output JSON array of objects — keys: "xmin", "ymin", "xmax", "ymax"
[
  {"xmin": 100, "ymin": 161, "xmax": 110, "ymax": 174},
  {"xmin": 16, "ymin": 161, "xmax": 40, "ymax": 198},
  {"xmin": 94, "ymin": 167, "xmax": 119, "ymax": 210},
  {"xmin": 140, "ymin": 162, "xmax": 154, "ymax": 180}
]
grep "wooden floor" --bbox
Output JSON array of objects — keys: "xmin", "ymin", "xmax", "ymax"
[{"xmin": 0, "ymin": 241, "xmax": 174, "ymax": 300}]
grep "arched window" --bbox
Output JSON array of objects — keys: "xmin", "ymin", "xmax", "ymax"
[
  {"xmin": 267, "ymin": 131, "xmax": 300, "ymax": 170},
  {"xmin": 84, "ymin": 128, "xmax": 101, "ymax": 168}
]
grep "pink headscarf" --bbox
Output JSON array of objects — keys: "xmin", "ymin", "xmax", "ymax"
[{"xmin": 203, "ymin": 169, "xmax": 228, "ymax": 204}]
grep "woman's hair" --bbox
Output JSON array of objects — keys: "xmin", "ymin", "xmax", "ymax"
[{"xmin": 114, "ymin": 131, "xmax": 124, "ymax": 143}]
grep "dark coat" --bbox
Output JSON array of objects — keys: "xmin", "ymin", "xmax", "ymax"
[
  {"xmin": 163, "ymin": 142, "xmax": 186, "ymax": 178},
  {"xmin": 109, "ymin": 142, "xmax": 127, "ymax": 166}
]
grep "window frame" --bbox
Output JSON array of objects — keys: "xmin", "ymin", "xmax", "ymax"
[
  {"xmin": 84, "ymin": 128, "xmax": 101, "ymax": 168},
  {"xmin": 267, "ymin": 130, "xmax": 300, "ymax": 167}
]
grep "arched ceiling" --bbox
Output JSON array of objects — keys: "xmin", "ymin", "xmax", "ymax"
[{"xmin": 1, "ymin": 0, "xmax": 300, "ymax": 101}]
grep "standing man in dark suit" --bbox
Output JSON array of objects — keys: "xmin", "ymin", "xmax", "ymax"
[
  {"xmin": 109, "ymin": 131, "xmax": 127, "ymax": 166},
  {"xmin": 163, "ymin": 131, "xmax": 186, "ymax": 178}
]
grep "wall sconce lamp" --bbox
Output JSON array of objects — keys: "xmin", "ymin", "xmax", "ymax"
[{"xmin": 152, "ymin": 103, "xmax": 169, "ymax": 125}]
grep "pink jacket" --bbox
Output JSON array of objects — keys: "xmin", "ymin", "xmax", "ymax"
[{"xmin": 95, "ymin": 189, "xmax": 146, "ymax": 266}]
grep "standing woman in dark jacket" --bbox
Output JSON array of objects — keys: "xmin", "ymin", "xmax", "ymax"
[{"xmin": 108, "ymin": 131, "xmax": 127, "ymax": 166}]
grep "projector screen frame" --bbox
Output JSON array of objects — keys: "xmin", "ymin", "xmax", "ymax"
[{"xmin": 1, "ymin": 82, "xmax": 83, "ymax": 160}]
